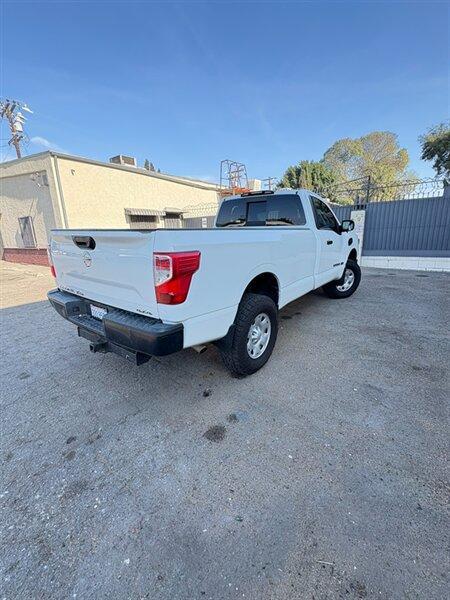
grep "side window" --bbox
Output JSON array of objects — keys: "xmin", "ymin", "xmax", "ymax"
[
  {"xmin": 267, "ymin": 195, "xmax": 306, "ymax": 226},
  {"xmin": 246, "ymin": 201, "xmax": 267, "ymax": 226},
  {"xmin": 310, "ymin": 196, "xmax": 339, "ymax": 232}
]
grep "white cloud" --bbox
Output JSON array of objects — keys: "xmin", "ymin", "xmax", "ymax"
[{"xmin": 30, "ymin": 136, "xmax": 66, "ymax": 153}]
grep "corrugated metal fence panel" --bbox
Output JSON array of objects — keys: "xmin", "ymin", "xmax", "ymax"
[
  {"xmin": 362, "ymin": 197, "xmax": 449, "ymax": 256},
  {"xmin": 332, "ymin": 196, "xmax": 449, "ymax": 256}
]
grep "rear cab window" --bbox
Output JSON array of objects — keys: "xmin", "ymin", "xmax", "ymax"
[
  {"xmin": 216, "ymin": 194, "xmax": 306, "ymax": 227},
  {"xmin": 246, "ymin": 201, "xmax": 267, "ymax": 226}
]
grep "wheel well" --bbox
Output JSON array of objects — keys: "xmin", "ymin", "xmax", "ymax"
[
  {"xmin": 243, "ymin": 272, "xmax": 279, "ymax": 306},
  {"xmin": 348, "ymin": 249, "xmax": 357, "ymax": 262}
]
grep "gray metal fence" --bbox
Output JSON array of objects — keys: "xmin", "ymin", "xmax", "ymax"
[{"xmin": 332, "ymin": 195, "xmax": 449, "ymax": 257}]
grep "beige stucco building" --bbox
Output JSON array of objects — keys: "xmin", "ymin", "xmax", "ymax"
[{"xmin": 0, "ymin": 152, "xmax": 220, "ymax": 264}]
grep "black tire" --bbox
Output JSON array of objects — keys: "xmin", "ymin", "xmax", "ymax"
[
  {"xmin": 322, "ymin": 259, "xmax": 361, "ymax": 299},
  {"xmin": 219, "ymin": 292, "xmax": 278, "ymax": 377}
]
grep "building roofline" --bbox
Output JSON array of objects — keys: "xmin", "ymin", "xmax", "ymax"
[
  {"xmin": 0, "ymin": 150, "xmax": 51, "ymax": 167},
  {"xmin": 0, "ymin": 150, "xmax": 220, "ymax": 191}
]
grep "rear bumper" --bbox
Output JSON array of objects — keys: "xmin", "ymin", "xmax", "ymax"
[{"xmin": 47, "ymin": 289, "xmax": 183, "ymax": 364}]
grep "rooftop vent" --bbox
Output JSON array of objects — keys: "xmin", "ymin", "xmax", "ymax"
[{"xmin": 109, "ymin": 155, "xmax": 137, "ymax": 167}]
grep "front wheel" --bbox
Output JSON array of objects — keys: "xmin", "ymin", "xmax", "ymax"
[
  {"xmin": 219, "ymin": 292, "xmax": 278, "ymax": 377},
  {"xmin": 322, "ymin": 259, "xmax": 361, "ymax": 299}
]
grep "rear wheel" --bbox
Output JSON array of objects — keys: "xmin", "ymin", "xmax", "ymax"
[
  {"xmin": 322, "ymin": 259, "xmax": 361, "ymax": 299},
  {"xmin": 219, "ymin": 293, "xmax": 278, "ymax": 377}
]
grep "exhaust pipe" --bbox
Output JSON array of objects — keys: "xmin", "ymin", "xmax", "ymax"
[
  {"xmin": 192, "ymin": 344, "xmax": 207, "ymax": 354},
  {"xmin": 90, "ymin": 341, "xmax": 108, "ymax": 354}
]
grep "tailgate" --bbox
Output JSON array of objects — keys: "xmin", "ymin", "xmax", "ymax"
[{"xmin": 50, "ymin": 230, "xmax": 159, "ymax": 318}]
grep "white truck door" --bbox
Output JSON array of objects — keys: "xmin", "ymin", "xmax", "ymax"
[{"xmin": 308, "ymin": 194, "xmax": 344, "ymax": 284}]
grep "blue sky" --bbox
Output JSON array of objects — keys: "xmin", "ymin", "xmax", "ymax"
[{"xmin": 1, "ymin": 0, "xmax": 448, "ymax": 181}]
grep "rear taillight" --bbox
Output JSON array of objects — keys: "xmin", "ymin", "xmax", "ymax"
[
  {"xmin": 47, "ymin": 246, "xmax": 56, "ymax": 278},
  {"xmin": 153, "ymin": 251, "xmax": 200, "ymax": 304}
]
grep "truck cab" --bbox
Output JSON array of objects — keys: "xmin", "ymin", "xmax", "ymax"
[{"xmin": 216, "ymin": 189, "xmax": 358, "ymax": 288}]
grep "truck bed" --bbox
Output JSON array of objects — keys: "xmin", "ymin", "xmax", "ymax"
[{"xmin": 50, "ymin": 225, "xmax": 316, "ymax": 328}]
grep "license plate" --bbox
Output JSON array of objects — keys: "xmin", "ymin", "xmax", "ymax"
[{"xmin": 90, "ymin": 304, "xmax": 107, "ymax": 320}]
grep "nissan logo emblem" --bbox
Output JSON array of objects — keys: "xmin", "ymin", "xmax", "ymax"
[{"xmin": 83, "ymin": 252, "xmax": 92, "ymax": 267}]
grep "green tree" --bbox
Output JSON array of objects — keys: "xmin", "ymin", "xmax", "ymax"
[
  {"xmin": 144, "ymin": 158, "xmax": 156, "ymax": 171},
  {"xmin": 278, "ymin": 160, "xmax": 336, "ymax": 194},
  {"xmin": 321, "ymin": 131, "xmax": 417, "ymax": 203},
  {"xmin": 322, "ymin": 131, "xmax": 410, "ymax": 188},
  {"xmin": 419, "ymin": 121, "xmax": 450, "ymax": 183}
]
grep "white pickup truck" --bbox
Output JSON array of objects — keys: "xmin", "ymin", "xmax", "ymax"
[{"xmin": 48, "ymin": 189, "xmax": 360, "ymax": 376}]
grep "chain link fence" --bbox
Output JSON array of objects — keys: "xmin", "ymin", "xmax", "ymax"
[{"xmin": 322, "ymin": 177, "xmax": 446, "ymax": 206}]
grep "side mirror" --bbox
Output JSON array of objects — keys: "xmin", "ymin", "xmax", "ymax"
[{"xmin": 341, "ymin": 219, "xmax": 355, "ymax": 232}]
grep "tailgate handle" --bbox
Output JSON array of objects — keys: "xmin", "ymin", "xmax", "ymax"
[{"xmin": 73, "ymin": 236, "xmax": 96, "ymax": 250}]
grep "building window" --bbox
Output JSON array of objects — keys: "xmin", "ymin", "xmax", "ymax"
[
  {"xmin": 18, "ymin": 216, "xmax": 37, "ymax": 248},
  {"xmin": 128, "ymin": 214, "xmax": 158, "ymax": 229},
  {"xmin": 164, "ymin": 212, "xmax": 183, "ymax": 228}
]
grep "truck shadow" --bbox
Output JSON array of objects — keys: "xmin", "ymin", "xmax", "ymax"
[{"xmin": 1, "ymin": 288, "xmax": 330, "ymax": 439}]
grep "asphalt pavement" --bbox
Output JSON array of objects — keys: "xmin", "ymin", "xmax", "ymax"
[{"xmin": 1, "ymin": 262, "xmax": 449, "ymax": 599}]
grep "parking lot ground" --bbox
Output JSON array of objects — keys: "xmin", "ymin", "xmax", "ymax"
[
  {"xmin": 0, "ymin": 261, "xmax": 52, "ymax": 309},
  {"xmin": 1, "ymin": 261, "xmax": 449, "ymax": 599}
]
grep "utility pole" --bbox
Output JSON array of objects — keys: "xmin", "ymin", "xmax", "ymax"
[
  {"xmin": 0, "ymin": 99, "xmax": 33, "ymax": 159},
  {"xmin": 263, "ymin": 176, "xmax": 277, "ymax": 191},
  {"xmin": 365, "ymin": 175, "xmax": 372, "ymax": 204}
]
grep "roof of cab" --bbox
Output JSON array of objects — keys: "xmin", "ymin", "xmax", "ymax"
[{"xmin": 222, "ymin": 188, "xmax": 306, "ymax": 202}]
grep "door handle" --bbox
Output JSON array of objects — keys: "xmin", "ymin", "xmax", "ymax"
[
  {"xmin": 326, "ymin": 240, "xmax": 333, "ymax": 245},
  {"xmin": 73, "ymin": 235, "xmax": 96, "ymax": 250}
]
